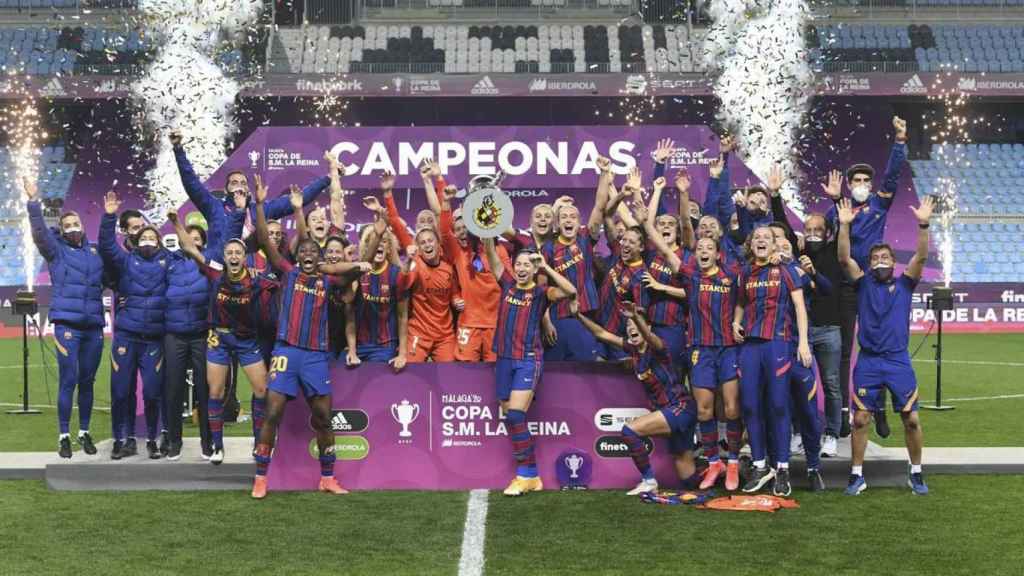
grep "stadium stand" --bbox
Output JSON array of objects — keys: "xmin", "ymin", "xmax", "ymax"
[
  {"xmin": 0, "ymin": 144, "xmax": 75, "ymax": 287},
  {"xmin": 269, "ymin": 23, "xmax": 705, "ymax": 74},
  {"xmin": 814, "ymin": 24, "xmax": 1024, "ymax": 73},
  {"xmin": 911, "ymin": 143, "xmax": 1024, "ymax": 283}
]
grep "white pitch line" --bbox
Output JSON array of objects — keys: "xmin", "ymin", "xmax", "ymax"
[
  {"xmin": 0, "ymin": 364, "xmax": 46, "ymax": 369},
  {"xmin": 457, "ymin": 489, "xmax": 489, "ymax": 576},
  {"xmin": 912, "ymin": 359, "xmax": 1024, "ymax": 367},
  {"xmin": 926, "ymin": 393, "xmax": 1024, "ymax": 402},
  {"xmin": 0, "ymin": 402, "xmax": 111, "ymax": 412}
]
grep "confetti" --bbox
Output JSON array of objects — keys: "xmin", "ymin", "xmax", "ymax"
[{"xmin": 130, "ymin": 0, "xmax": 263, "ymax": 224}]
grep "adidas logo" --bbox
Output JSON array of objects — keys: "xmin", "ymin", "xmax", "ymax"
[
  {"xmin": 529, "ymin": 78, "xmax": 547, "ymax": 92},
  {"xmin": 471, "ymin": 75, "xmax": 499, "ymax": 95},
  {"xmin": 331, "ymin": 412, "xmax": 349, "ymax": 431},
  {"xmin": 899, "ymin": 74, "xmax": 926, "ymax": 94},
  {"xmin": 38, "ymin": 77, "xmax": 65, "ymax": 98}
]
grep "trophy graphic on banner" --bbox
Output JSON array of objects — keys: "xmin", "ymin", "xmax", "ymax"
[
  {"xmin": 565, "ymin": 453, "xmax": 584, "ymax": 479},
  {"xmin": 391, "ymin": 399, "xmax": 420, "ymax": 438},
  {"xmin": 248, "ymin": 149, "xmax": 260, "ymax": 169},
  {"xmin": 461, "ymin": 171, "xmax": 514, "ymax": 239},
  {"xmin": 555, "ymin": 449, "xmax": 591, "ymax": 490}
]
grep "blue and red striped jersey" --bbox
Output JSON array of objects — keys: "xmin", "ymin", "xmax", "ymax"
[
  {"xmin": 202, "ymin": 266, "xmax": 276, "ymax": 340},
  {"xmin": 255, "ymin": 269, "xmax": 280, "ymax": 340},
  {"xmin": 596, "ymin": 255, "xmax": 648, "ymax": 335},
  {"xmin": 275, "ymin": 260, "xmax": 333, "ymax": 351},
  {"xmin": 645, "ymin": 246, "xmax": 687, "ymax": 327},
  {"xmin": 678, "ymin": 252, "xmax": 740, "ymax": 347},
  {"xmin": 541, "ymin": 229, "xmax": 598, "ymax": 318},
  {"xmin": 492, "ymin": 270, "xmax": 549, "ymax": 360},
  {"xmin": 246, "ymin": 251, "xmax": 268, "ymax": 274},
  {"xmin": 739, "ymin": 262, "xmax": 800, "ymax": 342},
  {"xmin": 622, "ymin": 341, "xmax": 689, "ymax": 410},
  {"xmin": 355, "ymin": 263, "xmax": 405, "ymax": 346}
]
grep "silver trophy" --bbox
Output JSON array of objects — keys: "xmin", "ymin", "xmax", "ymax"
[
  {"xmin": 391, "ymin": 399, "xmax": 420, "ymax": 438},
  {"xmin": 462, "ymin": 171, "xmax": 514, "ymax": 239}
]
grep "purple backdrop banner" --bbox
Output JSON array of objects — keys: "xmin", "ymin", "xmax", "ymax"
[{"xmin": 268, "ymin": 362, "xmax": 681, "ymax": 491}]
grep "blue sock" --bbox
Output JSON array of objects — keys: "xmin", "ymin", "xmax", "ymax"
[
  {"xmin": 507, "ymin": 409, "xmax": 537, "ymax": 478},
  {"xmin": 622, "ymin": 426, "xmax": 654, "ymax": 480},
  {"xmin": 699, "ymin": 420, "xmax": 720, "ymax": 463}
]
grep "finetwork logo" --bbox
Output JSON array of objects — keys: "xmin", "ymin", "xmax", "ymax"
[
  {"xmin": 594, "ymin": 435, "xmax": 653, "ymax": 458},
  {"xmin": 899, "ymin": 74, "xmax": 927, "ymax": 94},
  {"xmin": 471, "ymin": 75, "xmax": 499, "ymax": 95},
  {"xmin": 38, "ymin": 77, "xmax": 66, "ymax": 98},
  {"xmin": 295, "ymin": 78, "xmax": 363, "ymax": 92}
]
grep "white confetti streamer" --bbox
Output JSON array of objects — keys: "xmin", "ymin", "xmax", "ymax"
[{"xmin": 132, "ymin": 0, "xmax": 262, "ymax": 224}]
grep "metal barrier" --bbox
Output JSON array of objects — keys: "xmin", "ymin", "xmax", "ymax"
[{"xmin": 357, "ymin": 0, "xmax": 634, "ymax": 23}]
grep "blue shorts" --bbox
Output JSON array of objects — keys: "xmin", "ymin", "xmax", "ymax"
[
  {"xmin": 852, "ymin": 351, "xmax": 919, "ymax": 413},
  {"xmin": 357, "ymin": 342, "xmax": 397, "ymax": 362},
  {"xmin": 268, "ymin": 344, "xmax": 332, "ymax": 399},
  {"xmin": 206, "ymin": 329, "xmax": 264, "ymax": 367},
  {"xmin": 660, "ymin": 400, "xmax": 698, "ymax": 455},
  {"xmin": 689, "ymin": 346, "xmax": 738, "ymax": 390},
  {"xmin": 495, "ymin": 358, "xmax": 541, "ymax": 401}
]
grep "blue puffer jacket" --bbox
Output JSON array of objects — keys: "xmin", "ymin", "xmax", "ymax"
[
  {"xmin": 28, "ymin": 201, "xmax": 105, "ymax": 328},
  {"xmin": 164, "ymin": 253, "xmax": 208, "ymax": 335},
  {"xmin": 98, "ymin": 213, "xmax": 168, "ymax": 337},
  {"xmin": 164, "ymin": 204, "xmax": 247, "ymax": 335}
]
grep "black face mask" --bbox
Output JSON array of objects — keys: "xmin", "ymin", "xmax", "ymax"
[
  {"xmin": 690, "ymin": 217, "xmax": 701, "ymax": 232},
  {"xmin": 729, "ymin": 229, "xmax": 745, "ymax": 244},
  {"xmin": 871, "ymin": 265, "xmax": 894, "ymax": 282},
  {"xmin": 748, "ymin": 208, "xmax": 767, "ymax": 220},
  {"xmin": 805, "ymin": 239, "xmax": 826, "ymax": 253},
  {"xmin": 63, "ymin": 231, "xmax": 84, "ymax": 247},
  {"xmin": 138, "ymin": 245, "xmax": 159, "ymax": 259}
]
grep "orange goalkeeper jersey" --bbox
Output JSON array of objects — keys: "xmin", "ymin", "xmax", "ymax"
[
  {"xmin": 401, "ymin": 255, "xmax": 457, "ymax": 340},
  {"xmin": 439, "ymin": 209, "xmax": 511, "ymax": 329}
]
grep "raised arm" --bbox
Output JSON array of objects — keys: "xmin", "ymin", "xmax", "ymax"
[
  {"xmin": 170, "ymin": 131, "xmax": 222, "ymax": 220},
  {"xmin": 24, "ymin": 179, "xmax": 58, "ymax": 262},
  {"xmin": 588, "ymin": 156, "xmax": 614, "ymax": 233},
  {"xmin": 836, "ymin": 198, "xmax": 864, "ymax": 281},
  {"xmin": 879, "ymin": 116, "xmax": 908, "ymax": 202},
  {"xmin": 253, "ymin": 175, "xmax": 290, "ymax": 272},
  {"xmin": 167, "ymin": 212, "xmax": 206, "ymax": 266},
  {"xmin": 98, "ymin": 191, "xmax": 129, "ymax": 272},
  {"xmin": 262, "ymin": 160, "xmax": 332, "ymax": 220},
  {"xmin": 382, "ymin": 176, "xmax": 414, "ymax": 250},
  {"xmin": 635, "ymin": 201, "xmax": 683, "ymax": 273},
  {"xmin": 675, "ymin": 171, "xmax": 696, "ymax": 250},
  {"xmin": 535, "ymin": 252, "xmax": 576, "ymax": 302},
  {"xmin": 481, "ymin": 237, "xmax": 505, "ymax": 282},
  {"xmin": 319, "ymin": 260, "xmax": 371, "ymax": 284},
  {"xmin": 326, "ymin": 151, "xmax": 347, "ymax": 232},
  {"xmin": 651, "ymin": 137, "xmax": 674, "ymax": 216},
  {"xmin": 574, "ymin": 300, "xmax": 623, "ymax": 349},
  {"xmin": 359, "ymin": 196, "xmax": 388, "ymax": 262},
  {"xmin": 905, "ymin": 195, "xmax": 934, "ymax": 281},
  {"xmin": 622, "ymin": 302, "xmax": 664, "ymax": 352},
  {"xmin": 419, "ymin": 161, "xmax": 443, "ymax": 216}
]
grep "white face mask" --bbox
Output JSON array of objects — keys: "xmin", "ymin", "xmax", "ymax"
[
  {"xmin": 138, "ymin": 239, "xmax": 159, "ymax": 248},
  {"xmin": 63, "ymin": 224, "xmax": 83, "ymax": 234},
  {"xmin": 851, "ymin": 184, "xmax": 871, "ymax": 203}
]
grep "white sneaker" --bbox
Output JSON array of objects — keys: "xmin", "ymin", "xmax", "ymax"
[
  {"xmin": 821, "ymin": 435, "xmax": 838, "ymax": 458},
  {"xmin": 790, "ymin": 435, "xmax": 804, "ymax": 456},
  {"xmin": 626, "ymin": 478, "xmax": 659, "ymax": 495},
  {"xmin": 211, "ymin": 448, "xmax": 224, "ymax": 465}
]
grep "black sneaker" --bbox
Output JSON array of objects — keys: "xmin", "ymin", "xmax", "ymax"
[
  {"xmin": 772, "ymin": 468, "xmax": 792, "ymax": 497},
  {"xmin": 807, "ymin": 469, "xmax": 826, "ymax": 493},
  {"xmin": 58, "ymin": 437, "xmax": 72, "ymax": 459},
  {"xmin": 147, "ymin": 440, "xmax": 162, "ymax": 460},
  {"xmin": 201, "ymin": 444, "xmax": 214, "ymax": 460},
  {"xmin": 840, "ymin": 409, "xmax": 851, "ymax": 438},
  {"xmin": 874, "ymin": 410, "xmax": 891, "ymax": 439},
  {"xmin": 742, "ymin": 466, "xmax": 775, "ymax": 493},
  {"xmin": 158, "ymin": 431, "xmax": 170, "ymax": 456},
  {"xmin": 166, "ymin": 442, "xmax": 182, "ymax": 461},
  {"xmin": 122, "ymin": 438, "xmax": 138, "ymax": 457},
  {"xmin": 111, "ymin": 440, "xmax": 124, "ymax": 460},
  {"xmin": 78, "ymin": 432, "xmax": 97, "ymax": 455}
]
